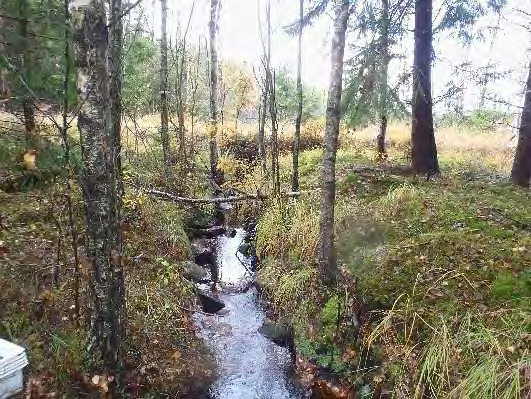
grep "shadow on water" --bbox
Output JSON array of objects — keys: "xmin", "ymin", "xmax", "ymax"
[{"xmin": 194, "ymin": 229, "xmax": 306, "ymax": 399}]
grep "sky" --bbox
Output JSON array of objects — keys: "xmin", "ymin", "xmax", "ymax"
[{"xmin": 143, "ymin": 0, "xmax": 531, "ymax": 116}]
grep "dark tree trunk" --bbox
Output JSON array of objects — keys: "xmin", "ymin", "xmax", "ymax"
[
  {"xmin": 73, "ymin": 0, "xmax": 125, "ymax": 385},
  {"xmin": 23, "ymin": 100, "xmax": 36, "ymax": 148},
  {"xmin": 292, "ymin": 0, "xmax": 303, "ymax": 192},
  {"xmin": 61, "ymin": 0, "xmax": 81, "ymax": 324},
  {"xmin": 110, "ymin": 0, "xmax": 124, "ymax": 197},
  {"xmin": 411, "ymin": 0, "xmax": 439, "ymax": 175},
  {"xmin": 377, "ymin": 0, "xmax": 389, "ymax": 160},
  {"xmin": 160, "ymin": 0, "xmax": 172, "ymax": 181},
  {"xmin": 19, "ymin": 0, "xmax": 36, "ymax": 150},
  {"xmin": 318, "ymin": 0, "xmax": 349, "ymax": 286},
  {"xmin": 209, "ymin": 0, "xmax": 220, "ymax": 178},
  {"xmin": 108, "ymin": 0, "xmax": 125, "ymax": 375},
  {"xmin": 511, "ymin": 62, "xmax": 531, "ymax": 187}
]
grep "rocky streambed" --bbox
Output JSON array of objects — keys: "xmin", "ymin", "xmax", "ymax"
[
  {"xmin": 191, "ymin": 227, "xmax": 305, "ymax": 399},
  {"xmin": 186, "ymin": 215, "xmax": 355, "ymax": 399}
]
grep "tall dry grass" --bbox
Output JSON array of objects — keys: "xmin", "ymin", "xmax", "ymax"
[{"xmin": 343, "ymin": 121, "xmax": 516, "ymax": 173}]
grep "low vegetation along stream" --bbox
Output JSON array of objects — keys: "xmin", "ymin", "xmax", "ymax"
[{"xmin": 193, "ymin": 228, "xmax": 305, "ymax": 399}]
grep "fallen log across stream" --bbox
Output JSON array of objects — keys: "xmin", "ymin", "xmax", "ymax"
[{"xmin": 138, "ymin": 187, "xmax": 312, "ymax": 204}]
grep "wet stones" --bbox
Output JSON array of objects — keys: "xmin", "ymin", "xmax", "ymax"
[
  {"xmin": 197, "ymin": 291, "xmax": 226, "ymax": 314},
  {"xmin": 181, "ymin": 261, "xmax": 208, "ymax": 283},
  {"xmin": 258, "ymin": 318, "xmax": 293, "ymax": 347},
  {"xmin": 189, "ymin": 225, "xmax": 227, "ymax": 240},
  {"xmin": 191, "ymin": 239, "xmax": 216, "ymax": 266}
]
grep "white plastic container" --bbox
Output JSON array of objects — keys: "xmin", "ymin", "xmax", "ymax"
[{"xmin": 0, "ymin": 339, "xmax": 28, "ymax": 398}]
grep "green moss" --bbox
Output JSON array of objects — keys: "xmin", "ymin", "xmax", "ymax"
[{"xmin": 491, "ymin": 272, "xmax": 531, "ymax": 301}]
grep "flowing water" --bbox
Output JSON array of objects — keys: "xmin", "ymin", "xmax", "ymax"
[{"xmin": 194, "ymin": 229, "xmax": 305, "ymax": 399}]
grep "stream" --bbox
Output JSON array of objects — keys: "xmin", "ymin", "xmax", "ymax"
[{"xmin": 194, "ymin": 228, "xmax": 306, "ymax": 399}]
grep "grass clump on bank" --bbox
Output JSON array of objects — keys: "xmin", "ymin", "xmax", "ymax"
[{"xmin": 256, "ymin": 144, "xmax": 531, "ymax": 396}]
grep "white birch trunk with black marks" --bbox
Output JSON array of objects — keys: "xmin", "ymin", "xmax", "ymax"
[
  {"xmin": 317, "ymin": 0, "xmax": 349, "ymax": 285},
  {"xmin": 72, "ymin": 0, "xmax": 125, "ymax": 382}
]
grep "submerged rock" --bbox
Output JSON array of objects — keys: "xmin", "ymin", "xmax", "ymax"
[
  {"xmin": 258, "ymin": 319, "xmax": 292, "ymax": 347},
  {"xmin": 238, "ymin": 242, "xmax": 251, "ymax": 256},
  {"xmin": 197, "ymin": 291, "xmax": 226, "ymax": 314},
  {"xmin": 218, "ymin": 202, "xmax": 233, "ymax": 212},
  {"xmin": 181, "ymin": 261, "xmax": 207, "ymax": 283},
  {"xmin": 191, "ymin": 239, "xmax": 216, "ymax": 266},
  {"xmin": 190, "ymin": 225, "xmax": 227, "ymax": 239}
]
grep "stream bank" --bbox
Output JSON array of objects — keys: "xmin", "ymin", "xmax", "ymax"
[{"xmin": 187, "ymin": 215, "xmax": 358, "ymax": 399}]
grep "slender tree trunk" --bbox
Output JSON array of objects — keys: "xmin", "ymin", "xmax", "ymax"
[
  {"xmin": 19, "ymin": 0, "xmax": 36, "ymax": 150},
  {"xmin": 177, "ymin": 0, "xmax": 195, "ymax": 158},
  {"xmin": 108, "ymin": 0, "xmax": 125, "ymax": 371},
  {"xmin": 511, "ymin": 62, "xmax": 531, "ymax": 187},
  {"xmin": 270, "ymin": 71, "xmax": 280, "ymax": 197},
  {"xmin": 160, "ymin": 0, "xmax": 172, "ymax": 180},
  {"xmin": 258, "ymin": 87, "xmax": 268, "ymax": 175},
  {"xmin": 235, "ymin": 107, "xmax": 240, "ymax": 132},
  {"xmin": 411, "ymin": 0, "xmax": 439, "ymax": 175},
  {"xmin": 190, "ymin": 42, "xmax": 201, "ymax": 157},
  {"xmin": 72, "ymin": 0, "xmax": 125, "ymax": 385},
  {"xmin": 220, "ymin": 77, "xmax": 226, "ymax": 128},
  {"xmin": 292, "ymin": 0, "xmax": 303, "ymax": 192},
  {"xmin": 110, "ymin": 0, "xmax": 124, "ymax": 196},
  {"xmin": 317, "ymin": 0, "xmax": 349, "ymax": 285},
  {"xmin": 209, "ymin": 0, "xmax": 220, "ymax": 178},
  {"xmin": 61, "ymin": 0, "xmax": 81, "ymax": 325},
  {"xmin": 266, "ymin": 0, "xmax": 279, "ymax": 196},
  {"xmin": 377, "ymin": 0, "xmax": 389, "ymax": 160}
]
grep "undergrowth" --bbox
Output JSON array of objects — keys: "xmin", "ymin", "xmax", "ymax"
[
  {"xmin": 0, "ymin": 177, "xmax": 213, "ymax": 396},
  {"xmin": 256, "ymin": 146, "xmax": 531, "ymax": 397}
]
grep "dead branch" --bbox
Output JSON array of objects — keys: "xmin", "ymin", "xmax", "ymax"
[{"xmin": 138, "ymin": 187, "xmax": 309, "ymax": 204}]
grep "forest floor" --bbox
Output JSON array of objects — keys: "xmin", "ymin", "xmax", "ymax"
[
  {"xmin": 255, "ymin": 123, "xmax": 531, "ymax": 398},
  {"xmin": 1, "ymin": 118, "xmax": 530, "ymax": 398},
  {"xmin": 0, "ymin": 127, "xmax": 215, "ymax": 397}
]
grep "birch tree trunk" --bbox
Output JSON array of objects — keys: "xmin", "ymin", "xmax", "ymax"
[
  {"xmin": 511, "ymin": 62, "xmax": 531, "ymax": 187},
  {"xmin": 160, "ymin": 0, "xmax": 173, "ymax": 181},
  {"xmin": 266, "ymin": 0, "xmax": 280, "ymax": 196},
  {"xmin": 292, "ymin": 0, "xmax": 303, "ymax": 192},
  {"xmin": 270, "ymin": 71, "xmax": 280, "ymax": 197},
  {"xmin": 209, "ymin": 0, "xmax": 220, "ymax": 178},
  {"xmin": 411, "ymin": 0, "xmax": 439, "ymax": 175},
  {"xmin": 377, "ymin": 0, "xmax": 389, "ymax": 159},
  {"xmin": 317, "ymin": 0, "xmax": 349, "ymax": 285},
  {"xmin": 72, "ymin": 0, "xmax": 125, "ymax": 383},
  {"xmin": 258, "ymin": 80, "xmax": 268, "ymax": 176},
  {"xmin": 177, "ymin": 42, "xmax": 187, "ymax": 156}
]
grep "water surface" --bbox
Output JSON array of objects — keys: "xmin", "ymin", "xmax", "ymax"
[{"xmin": 195, "ymin": 229, "xmax": 305, "ymax": 399}]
